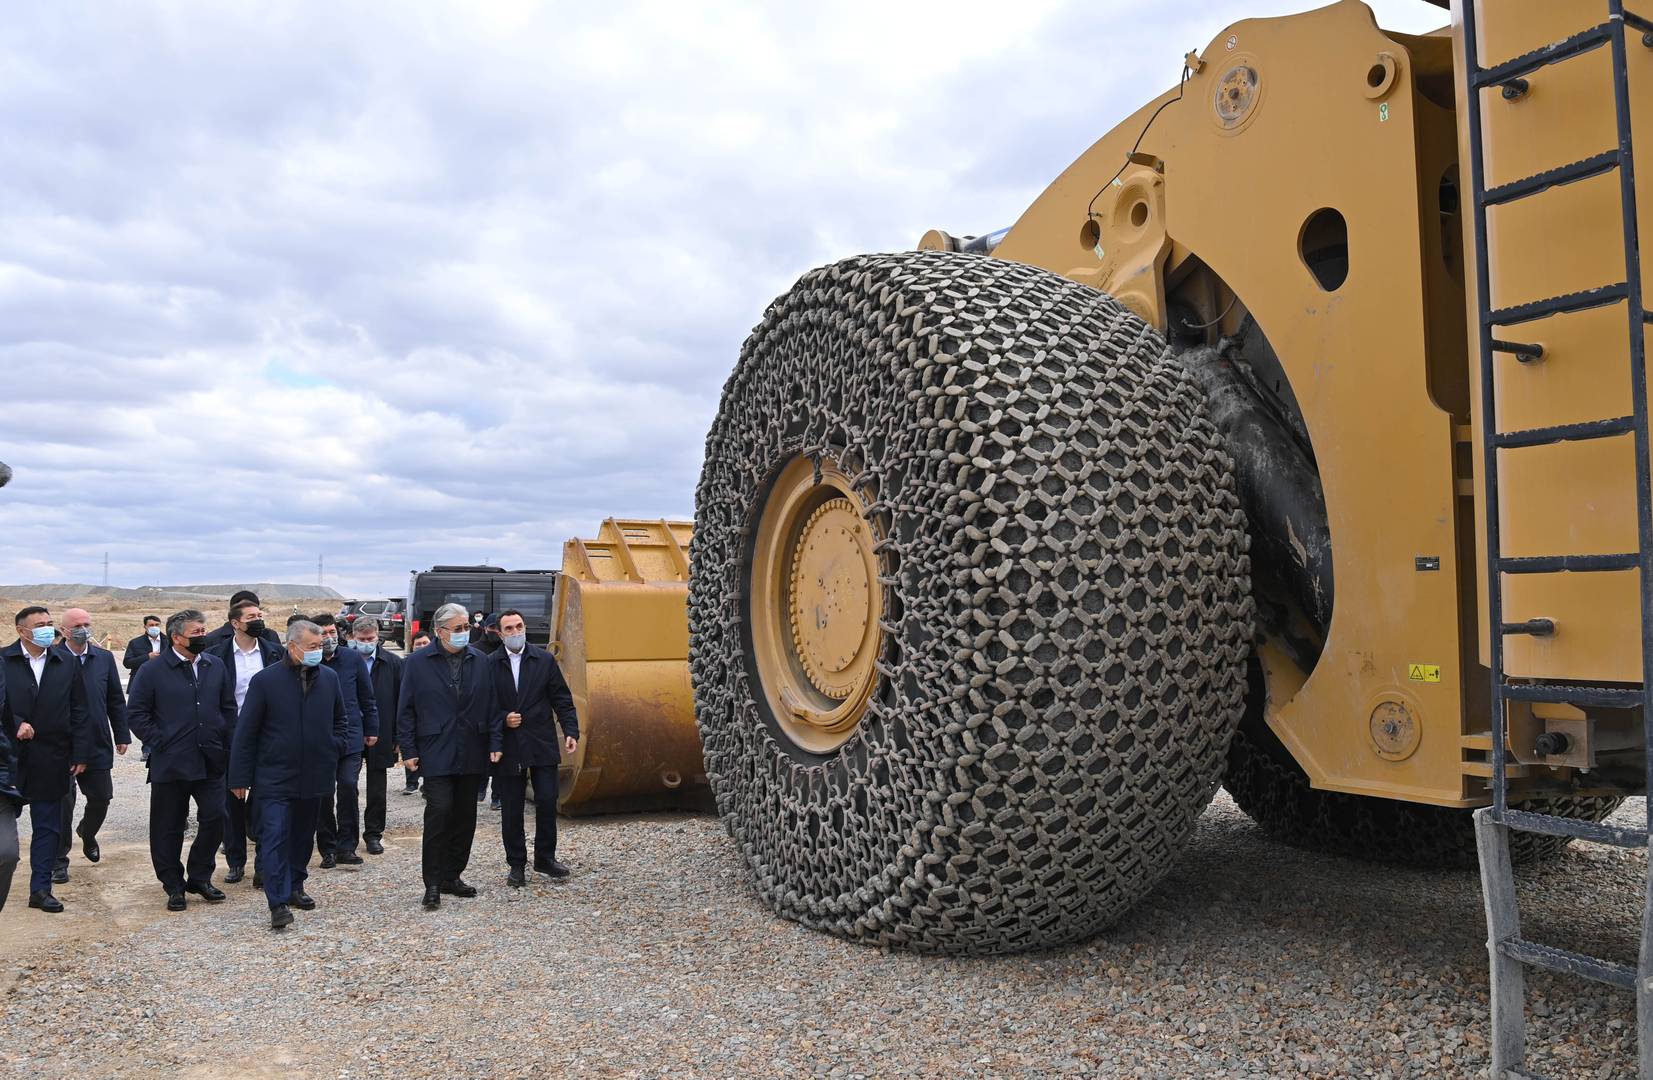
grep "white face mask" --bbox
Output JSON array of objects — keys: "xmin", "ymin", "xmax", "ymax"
[{"xmin": 146, "ymin": 626, "xmax": 161, "ymax": 639}]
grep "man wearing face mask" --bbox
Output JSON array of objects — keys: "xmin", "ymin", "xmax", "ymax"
[
  {"xmin": 349, "ymin": 616, "xmax": 403, "ymax": 856},
  {"xmin": 0, "ymin": 606, "xmax": 91, "ymax": 912},
  {"xmin": 488, "ymin": 609, "xmax": 579, "ymax": 886},
  {"xmin": 126, "ymin": 609, "xmax": 238, "ymax": 911},
  {"xmin": 397, "ymin": 603, "xmax": 502, "ymax": 910},
  {"xmin": 311, "ymin": 613, "xmax": 378, "ymax": 869},
  {"xmin": 124, "ymin": 615, "xmax": 165, "ymax": 674},
  {"xmin": 229, "ymin": 620, "xmax": 347, "ymax": 929},
  {"xmin": 206, "ymin": 600, "xmax": 285, "ymax": 885},
  {"xmin": 203, "ymin": 591, "xmax": 282, "ymax": 651},
  {"xmin": 51, "ymin": 608, "xmax": 130, "ymax": 885}
]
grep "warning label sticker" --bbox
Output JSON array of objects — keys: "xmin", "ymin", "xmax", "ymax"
[{"xmin": 1407, "ymin": 664, "xmax": 1442, "ymax": 683}]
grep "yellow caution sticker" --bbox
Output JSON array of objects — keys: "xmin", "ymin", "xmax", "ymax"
[{"xmin": 1407, "ymin": 664, "xmax": 1442, "ymax": 683}]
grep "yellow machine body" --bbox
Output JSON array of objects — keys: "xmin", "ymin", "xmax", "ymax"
[
  {"xmin": 920, "ymin": 0, "xmax": 1650, "ymax": 808},
  {"xmin": 551, "ymin": 518, "xmax": 711, "ymax": 814}
]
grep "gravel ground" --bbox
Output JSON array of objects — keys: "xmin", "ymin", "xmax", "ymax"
[{"xmin": 1, "ymin": 750, "xmax": 1644, "ymax": 1079}]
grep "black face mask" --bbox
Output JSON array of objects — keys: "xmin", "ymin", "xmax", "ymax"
[
  {"xmin": 183, "ymin": 634, "xmax": 208, "ymax": 655},
  {"xmin": 243, "ymin": 619, "xmax": 266, "ymax": 637}
]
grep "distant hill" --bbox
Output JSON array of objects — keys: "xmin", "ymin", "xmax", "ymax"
[{"xmin": 0, "ymin": 582, "xmax": 342, "ymax": 603}]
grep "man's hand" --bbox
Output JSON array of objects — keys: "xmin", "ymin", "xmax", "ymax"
[
  {"xmin": 505, "ymin": 711, "xmax": 522, "ymax": 729},
  {"xmin": 404, "ymin": 757, "xmax": 419, "ymax": 772},
  {"xmin": 563, "ymin": 735, "xmax": 577, "ymax": 756},
  {"xmin": 71, "ymin": 763, "xmax": 86, "ymax": 776},
  {"xmin": 489, "ymin": 751, "xmax": 502, "ymax": 763},
  {"xmin": 232, "ymin": 788, "xmax": 249, "ymax": 800},
  {"xmin": 365, "ymin": 736, "xmax": 378, "ymax": 747},
  {"xmin": 15, "ymin": 722, "xmax": 34, "ymax": 741},
  {"xmin": 116, "ymin": 743, "xmax": 129, "ymax": 755}
]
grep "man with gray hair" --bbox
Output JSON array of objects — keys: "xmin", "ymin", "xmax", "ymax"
[
  {"xmin": 396, "ymin": 602, "xmax": 502, "ymax": 910},
  {"xmin": 127, "ymin": 609, "xmax": 238, "ymax": 911}
]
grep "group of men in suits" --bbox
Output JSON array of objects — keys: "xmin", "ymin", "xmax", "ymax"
[{"xmin": 0, "ymin": 590, "xmax": 581, "ymax": 930}]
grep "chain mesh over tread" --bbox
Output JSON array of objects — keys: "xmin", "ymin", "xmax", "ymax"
[
  {"xmin": 690, "ymin": 251, "xmax": 1254, "ymax": 955},
  {"xmin": 1224, "ymin": 716, "xmax": 1623, "ymax": 869}
]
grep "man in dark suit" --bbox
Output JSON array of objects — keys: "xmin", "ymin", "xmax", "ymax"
[
  {"xmin": 0, "ymin": 654, "xmax": 22, "ymax": 912},
  {"xmin": 202, "ymin": 590, "xmax": 283, "ymax": 651},
  {"xmin": 488, "ymin": 609, "xmax": 579, "ymax": 886},
  {"xmin": 397, "ymin": 603, "xmax": 501, "ymax": 909},
  {"xmin": 0, "ymin": 606, "xmax": 91, "ymax": 912},
  {"xmin": 313, "ymin": 613, "xmax": 378, "ymax": 867},
  {"xmin": 123, "ymin": 615, "xmax": 165, "ymax": 675},
  {"xmin": 349, "ymin": 616, "xmax": 403, "ymax": 856},
  {"xmin": 229, "ymin": 619, "xmax": 347, "ymax": 929},
  {"xmin": 206, "ymin": 599, "xmax": 286, "ymax": 884},
  {"xmin": 52, "ymin": 608, "xmax": 130, "ymax": 884},
  {"xmin": 127, "ymin": 608, "xmax": 237, "ymax": 911}
]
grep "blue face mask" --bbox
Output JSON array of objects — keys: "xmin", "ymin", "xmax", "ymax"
[
  {"xmin": 351, "ymin": 639, "xmax": 376, "ymax": 654},
  {"xmin": 301, "ymin": 648, "xmax": 324, "ymax": 668},
  {"xmin": 447, "ymin": 630, "xmax": 470, "ymax": 649},
  {"xmin": 30, "ymin": 626, "xmax": 56, "ymax": 648}
]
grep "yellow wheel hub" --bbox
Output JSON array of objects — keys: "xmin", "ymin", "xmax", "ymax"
[{"xmin": 748, "ymin": 455, "xmax": 883, "ymax": 755}]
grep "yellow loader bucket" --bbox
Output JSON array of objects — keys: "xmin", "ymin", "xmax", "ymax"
[{"xmin": 553, "ymin": 518, "xmax": 711, "ymax": 815}]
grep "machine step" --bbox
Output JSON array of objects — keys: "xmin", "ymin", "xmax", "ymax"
[
  {"xmin": 1500, "ymin": 682, "xmax": 1644, "ymax": 707},
  {"xmin": 1481, "ymin": 149, "xmax": 1622, "ymax": 207},
  {"xmin": 1499, "ymin": 553, "xmax": 1640, "ymax": 573},
  {"xmin": 1497, "ymin": 937, "xmax": 1637, "ymax": 990},
  {"xmin": 1487, "ymin": 282, "xmax": 1630, "ymax": 326},
  {"xmin": 1500, "ymin": 808, "xmax": 1649, "ymax": 848},
  {"xmin": 1493, "ymin": 414, "xmax": 1635, "ymax": 449},
  {"xmin": 1473, "ymin": 23, "xmax": 1612, "ymax": 89}
]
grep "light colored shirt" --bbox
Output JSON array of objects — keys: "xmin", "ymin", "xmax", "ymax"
[
  {"xmin": 25, "ymin": 643, "xmax": 47, "ymax": 686},
  {"xmin": 231, "ymin": 638, "xmax": 265, "ymax": 712},
  {"xmin": 506, "ymin": 646, "xmax": 524, "ymax": 689}
]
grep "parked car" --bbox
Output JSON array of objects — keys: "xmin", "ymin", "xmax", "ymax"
[
  {"xmin": 337, "ymin": 598, "xmax": 407, "ymax": 646},
  {"xmin": 408, "ymin": 566, "xmax": 558, "ymax": 647}
]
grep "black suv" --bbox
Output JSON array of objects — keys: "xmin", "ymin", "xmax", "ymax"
[
  {"xmin": 408, "ymin": 566, "xmax": 558, "ymax": 648},
  {"xmin": 336, "ymin": 598, "xmax": 407, "ymax": 646}
]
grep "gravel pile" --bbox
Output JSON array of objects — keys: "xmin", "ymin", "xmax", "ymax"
[{"xmin": 1, "ymin": 752, "xmax": 1643, "ymax": 1079}]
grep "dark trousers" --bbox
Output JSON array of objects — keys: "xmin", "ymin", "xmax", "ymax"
[
  {"xmin": 55, "ymin": 767, "xmax": 115, "ymax": 868},
  {"xmin": 0, "ymin": 800, "xmax": 18, "ymax": 911},
  {"xmin": 258, "ymin": 796, "xmax": 320, "ymax": 910},
  {"xmin": 496, "ymin": 766, "xmax": 559, "ymax": 869},
  {"xmin": 403, "ymin": 766, "xmax": 419, "ymax": 791},
  {"xmin": 27, "ymin": 799, "xmax": 62, "ymax": 895},
  {"xmin": 420, "ymin": 774, "xmax": 480, "ymax": 887},
  {"xmin": 364, "ymin": 766, "xmax": 387, "ymax": 841},
  {"xmin": 223, "ymin": 780, "xmax": 258, "ymax": 870},
  {"xmin": 316, "ymin": 752, "xmax": 363, "ymax": 857},
  {"xmin": 149, "ymin": 776, "xmax": 225, "ymax": 893}
]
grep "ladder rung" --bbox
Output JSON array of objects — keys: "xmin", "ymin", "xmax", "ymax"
[
  {"xmin": 1490, "ymin": 338, "xmax": 1544, "ymax": 362},
  {"xmin": 1496, "ymin": 938, "xmax": 1637, "ymax": 990},
  {"xmin": 1498, "ymin": 553, "xmax": 1640, "ymax": 573},
  {"xmin": 1487, "ymin": 282, "xmax": 1629, "ymax": 326},
  {"xmin": 1481, "ymin": 149, "xmax": 1621, "ymax": 207},
  {"xmin": 1493, "ymin": 414, "xmax": 1634, "ymax": 448},
  {"xmin": 1501, "ymin": 808, "xmax": 1649, "ymax": 847},
  {"xmin": 1501, "ymin": 682, "xmax": 1644, "ymax": 708},
  {"xmin": 1473, "ymin": 23, "xmax": 1612, "ymax": 89},
  {"xmin": 1627, "ymin": 10, "xmax": 1653, "ymax": 35}
]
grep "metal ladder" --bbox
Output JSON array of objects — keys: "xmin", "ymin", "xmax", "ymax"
[{"xmin": 1464, "ymin": 1, "xmax": 1653, "ymax": 1076}]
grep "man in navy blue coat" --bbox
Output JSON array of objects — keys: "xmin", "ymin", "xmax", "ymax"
[
  {"xmin": 349, "ymin": 616, "xmax": 403, "ymax": 856},
  {"xmin": 0, "ymin": 655, "xmax": 22, "ymax": 912},
  {"xmin": 229, "ymin": 620, "xmax": 347, "ymax": 929},
  {"xmin": 127, "ymin": 609, "xmax": 237, "ymax": 911},
  {"xmin": 52, "ymin": 608, "xmax": 130, "ymax": 883},
  {"xmin": 397, "ymin": 602, "xmax": 501, "ymax": 910},
  {"xmin": 207, "ymin": 599, "xmax": 286, "ymax": 884},
  {"xmin": 1, "ymin": 606, "xmax": 91, "ymax": 912},
  {"xmin": 488, "ymin": 609, "xmax": 580, "ymax": 886},
  {"xmin": 312, "ymin": 613, "xmax": 378, "ymax": 867}
]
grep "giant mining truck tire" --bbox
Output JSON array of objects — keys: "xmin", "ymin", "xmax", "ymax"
[
  {"xmin": 689, "ymin": 251, "xmax": 1254, "ymax": 954},
  {"xmin": 1224, "ymin": 668, "xmax": 1622, "ymax": 868}
]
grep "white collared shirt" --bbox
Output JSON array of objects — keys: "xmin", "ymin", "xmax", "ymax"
[
  {"xmin": 506, "ymin": 646, "xmax": 524, "ymax": 689},
  {"xmin": 231, "ymin": 637, "xmax": 264, "ymax": 712},
  {"xmin": 24, "ymin": 643, "xmax": 47, "ymax": 686}
]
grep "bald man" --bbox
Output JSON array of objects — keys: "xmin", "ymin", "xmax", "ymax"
[{"xmin": 53, "ymin": 608, "xmax": 129, "ymax": 882}]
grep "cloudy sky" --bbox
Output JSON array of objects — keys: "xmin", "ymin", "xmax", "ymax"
[{"xmin": 0, "ymin": 0, "xmax": 1444, "ymax": 597}]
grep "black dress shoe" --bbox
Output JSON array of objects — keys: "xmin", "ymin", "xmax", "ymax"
[
  {"xmin": 51, "ymin": 865, "xmax": 70, "ymax": 885},
  {"xmin": 402, "ymin": 784, "xmax": 420, "ymax": 795},
  {"xmin": 224, "ymin": 866, "xmax": 245, "ymax": 884},
  {"xmin": 335, "ymin": 852, "xmax": 364, "ymax": 865},
  {"xmin": 28, "ymin": 892, "xmax": 64, "ymax": 913},
  {"xmin": 291, "ymin": 891, "xmax": 316, "ymax": 911},
  {"xmin": 534, "ymin": 858, "xmax": 571, "ymax": 879},
  {"xmin": 319, "ymin": 853, "xmax": 337, "ymax": 869},
  {"xmin": 166, "ymin": 892, "xmax": 187, "ymax": 912},
  {"xmin": 421, "ymin": 886, "xmax": 441, "ymax": 910},
  {"xmin": 365, "ymin": 837, "xmax": 385, "ymax": 855},
  {"xmin": 253, "ymin": 870, "xmax": 264, "ymax": 888},
  {"xmin": 439, "ymin": 878, "xmax": 477, "ymax": 897},
  {"xmin": 270, "ymin": 905, "xmax": 294, "ymax": 929},
  {"xmin": 490, "ymin": 798, "xmax": 502, "ymax": 811},
  {"xmin": 507, "ymin": 866, "xmax": 527, "ymax": 888},
  {"xmin": 184, "ymin": 881, "xmax": 226, "ymax": 903},
  {"xmin": 80, "ymin": 831, "xmax": 100, "ymax": 863}
]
